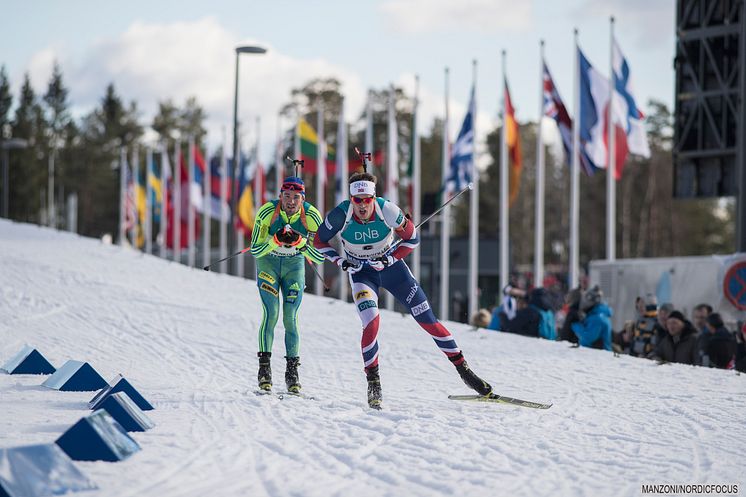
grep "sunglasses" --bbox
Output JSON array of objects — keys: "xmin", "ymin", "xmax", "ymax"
[
  {"xmin": 281, "ymin": 183, "xmax": 305, "ymax": 192},
  {"xmin": 351, "ymin": 196, "xmax": 375, "ymax": 205}
]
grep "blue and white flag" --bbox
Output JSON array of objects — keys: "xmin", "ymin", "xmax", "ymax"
[
  {"xmin": 578, "ymin": 48, "xmax": 609, "ymax": 172},
  {"xmin": 445, "ymin": 84, "xmax": 475, "ymax": 193},
  {"xmin": 612, "ymin": 38, "xmax": 650, "ymax": 160}
]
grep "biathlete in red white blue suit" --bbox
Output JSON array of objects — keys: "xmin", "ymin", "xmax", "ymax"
[{"xmin": 314, "ymin": 171, "xmax": 492, "ymax": 409}]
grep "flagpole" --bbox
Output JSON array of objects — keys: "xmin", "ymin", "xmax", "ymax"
[
  {"xmin": 336, "ymin": 97, "xmax": 348, "ymax": 302},
  {"xmin": 570, "ymin": 29, "xmax": 581, "ymax": 289},
  {"xmin": 118, "ymin": 147, "xmax": 126, "ymax": 246},
  {"xmin": 439, "ymin": 67, "xmax": 450, "ymax": 321},
  {"xmin": 130, "ymin": 145, "xmax": 138, "ymax": 248},
  {"xmin": 365, "ymin": 90, "xmax": 373, "ymax": 162},
  {"xmin": 174, "ymin": 140, "xmax": 182, "ymax": 264},
  {"xmin": 468, "ymin": 59, "xmax": 479, "ymax": 320},
  {"xmin": 316, "ymin": 101, "xmax": 325, "ymax": 295},
  {"xmin": 160, "ymin": 142, "xmax": 169, "ymax": 259},
  {"xmin": 249, "ymin": 117, "xmax": 261, "ymax": 280},
  {"xmin": 500, "ymin": 51, "xmax": 509, "ymax": 292},
  {"xmin": 219, "ymin": 130, "xmax": 228, "ymax": 273},
  {"xmin": 236, "ymin": 129, "xmax": 245, "ymax": 278},
  {"xmin": 412, "ymin": 75, "xmax": 421, "ymax": 282},
  {"xmin": 255, "ymin": 116, "xmax": 263, "ymax": 213},
  {"xmin": 606, "ymin": 16, "xmax": 617, "ymax": 261},
  {"xmin": 294, "ymin": 112, "xmax": 301, "ymax": 178},
  {"xmin": 203, "ymin": 142, "xmax": 211, "ymax": 270},
  {"xmin": 275, "ymin": 112, "xmax": 283, "ymax": 195},
  {"xmin": 385, "ymin": 84, "xmax": 398, "ymax": 311},
  {"xmin": 145, "ymin": 147, "xmax": 153, "ymax": 254},
  {"xmin": 535, "ymin": 40, "xmax": 546, "ymax": 288},
  {"xmin": 188, "ymin": 135, "xmax": 196, "ymax": 268},
  {"xmin": 387, "ymin": 84, "xmax": 399, "ymax": 206}
]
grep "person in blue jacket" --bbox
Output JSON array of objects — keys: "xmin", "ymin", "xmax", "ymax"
[{"xmin": 571, "ymin": 285, "xmax": 613, "ymax": 351}]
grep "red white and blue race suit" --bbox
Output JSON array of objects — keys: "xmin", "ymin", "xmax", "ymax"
[{"xmin": 314, "ymin": 197, "xmax": 466, "ymax": 372}]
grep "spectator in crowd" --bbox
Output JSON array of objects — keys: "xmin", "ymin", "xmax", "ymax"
[
  {"xmin": 692, "ymin": 303, "xmax": 714, "ymax": 365},
  {"xmin": 692, "ymin": 303, "xmax": 713, "ymax": 334},
  {"xmin": 488, "ymin": 286, "xmax": 521, "ymax": 330},
  {"xmin": 558, "ymin": 287, "xmax": 582, "ymax": 344},
  {"xmin": 654, "ymin": 310, "xmax": 700, "ymax": 365},
  {"xmin": 614, "ymin": 297, "xmax": 642, "ymax": 354},
  {"xmin": 495, "ymin": 286, "xmax": 556, "ymax": 340},
  {"xmin": 629, "ymin": 294, "xmax": 662, "ymax": 359},
  {"xmin": 657, "ymin": 303, "xmax": 674, "ymax": 341},
  {"xmin": 703, "ymin": 313, "xmax": 736, "ymax": 369},
  {"xmin": 471, "ymin": 309, "xmax": 492, "ymax": 329},
  {"xmin": 735, "ymin": 322, "xmax": 746, "ymax": 373},
  {"xmin": 570, "ymin": 286, "xmax": 613, "ymax": 350}
]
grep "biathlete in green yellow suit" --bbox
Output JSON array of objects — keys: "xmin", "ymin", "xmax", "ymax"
[{"xmin": 249, "ymin": 176, "xmax": 324, "ymax": 393}]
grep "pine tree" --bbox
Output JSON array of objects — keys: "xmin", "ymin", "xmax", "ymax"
[
  {"xmin": 0, "ymin": 66, "xmax": 11, "ymax": 133},
  {"xmin": 10, "ymin": 74, "xmax": 48, "ymax": 222}
]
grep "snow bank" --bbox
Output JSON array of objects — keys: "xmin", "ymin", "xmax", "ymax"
[{"xmin": 1, "ymin": 219, "xmax": 743, "ymax": 497}]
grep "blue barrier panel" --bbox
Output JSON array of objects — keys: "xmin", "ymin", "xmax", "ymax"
[
  {"xmin": 42, "ymin": 360, "xmax": 108, "ymax": 392},
  {"xmin": 1, "ymin": 345, "xmax": 56, "ymax": 375},
  {"xmin": 95, "ymin": 392, "xmax": 155, "ymax": 432},
  {"xmin": 0, "ymin": 443, "xmax": 97, "ymax": 497},
  {"xmin": 88, "ymin": 374, "xmax": 154, "ymax": 411},
  {"xmin": 55, "ymin": 410, "xmax": 140, "ymax": 462}
]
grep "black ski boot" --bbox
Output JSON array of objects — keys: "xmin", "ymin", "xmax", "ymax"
[
  {"xmin": 366, "ymin": 365, "xmax": 382, "ymax": 410},
  {"xmin": 285, "ymin": 356, "xmax": 301, "ymax": 393},
  {"xmin": 451, "ymin": 354, "xmax": 492, "ymax": 396},
  {"xmin": 258, "ymin": 352, "xmax": 272, "ymax": 391}
]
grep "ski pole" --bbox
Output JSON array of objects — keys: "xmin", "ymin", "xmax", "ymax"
[
  {"xmin": 386, "ymin": 182, "xmax": 473, "ymax": 254},
  {"xmin": 203, "ymin": 247, "xmax": 252, "ymax": 271},
  {"xmin": 305, "ymin": 257, "xmax": 330, "ymax": 293}
]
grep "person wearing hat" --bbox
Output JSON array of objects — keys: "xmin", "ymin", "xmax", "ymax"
[
  {"xmin": 313, "ymin": 171, "xmax": 492, "ymax": 409},
  {"xmin": 628, "ymin": 293, "xmax": 662, "ymax": 358},
  {"xmin": 570, "ymin": 285, "xmax": 613, "ymax": 351},
  {"xmin": 653, "ymin": 310, "xmax": 700, "ymax": 365},
  {"xmin": 249, "ymin": 176, "xmax": 325, "ymax": 393}
]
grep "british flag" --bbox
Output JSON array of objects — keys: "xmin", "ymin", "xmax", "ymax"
[{"xmin": 542, "ymin": 61, "xmax": 597, "ymax": 176}]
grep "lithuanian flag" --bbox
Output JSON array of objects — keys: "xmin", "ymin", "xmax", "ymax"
[{"xmin": 298, "ymin": 117, "xmax": 335, "ymax": 176}]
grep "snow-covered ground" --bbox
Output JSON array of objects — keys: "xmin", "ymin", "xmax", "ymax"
[{"xmin": 1, "ymin": 219, "xmax": 744, "ymax": 497}]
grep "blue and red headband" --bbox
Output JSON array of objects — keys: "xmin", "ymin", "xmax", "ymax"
[{"xmin": 281, "ymin": 176, "xmax": 305, "ymax": 196}]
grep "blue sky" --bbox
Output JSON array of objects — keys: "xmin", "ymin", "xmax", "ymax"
[{"xmin": 2, "ymin": 0, "xmax": 675, "ymax": 162}]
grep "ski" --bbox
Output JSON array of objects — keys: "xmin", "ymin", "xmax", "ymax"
[
  {"xmin": 448, "ymin": 393, "xmax": 552, "ymax": 409},
  {"xmin": 254, "ymin": 390, "xmax": 316, "ymax": 401}
]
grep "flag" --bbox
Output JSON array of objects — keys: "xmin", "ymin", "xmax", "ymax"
[
  {"xmin": 124, "ymin": 155, "xmax": 136, "ymax": 232},
  {"xmin": 504, "ymin": 79, "xmax": 523, "ymax": 206},
  {"xmin": 235, "ymin": 154, "xmax": 255, "ymax": 235},
  {"xmin": 190, "ymin": 144, "xmax": 205, "ymax": 212},
  {"xmin": 445, "ymin": 83, "xmax": 475, "ymax": 193},
  {"xmin": 297, "ymin": 117, "xmax": 334, "ymax": 176},
  {"xmin": 386, "ymin": 86, "xmax": 399, "ymax": 204},
  {"xmin": 543, "ymin": 61, "xmax": 596, "ymax": 175},
  {"xmin": 147, "ymin": 154, "xmax": 162, "ymax": 223},
  {"xmin": 159, "ymin": 143, "xmax": 171, "ymax": 257},
  {"xmin": 611, "ymin": 37, "xmax": 650, "ymax": 179},
  {"xmin": 165, "ymin": 150, "xmax": 201, "ymax": 249},
  {"xmin": 134, "ymin": 165, "xmax": 146, "ymax": 248},
  {"xmin": 578, "ymin": 48, "xmax": 610, "ymax": 171},
  {"xmin": 254, "ymin": 157, "xmax": 266, "ymax": 206},
  {"xmin": 208, "ymin": 155, "xmax": 231, "ymax": 220}
]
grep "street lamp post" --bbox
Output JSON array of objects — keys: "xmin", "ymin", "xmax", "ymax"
[
  {"xmin": 1, "ymin": 138, "xmax": 28, "ymax": 218},
  {"xmin": 229, "ymin": 45, "xmax": 267, "ymax": 275}
]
